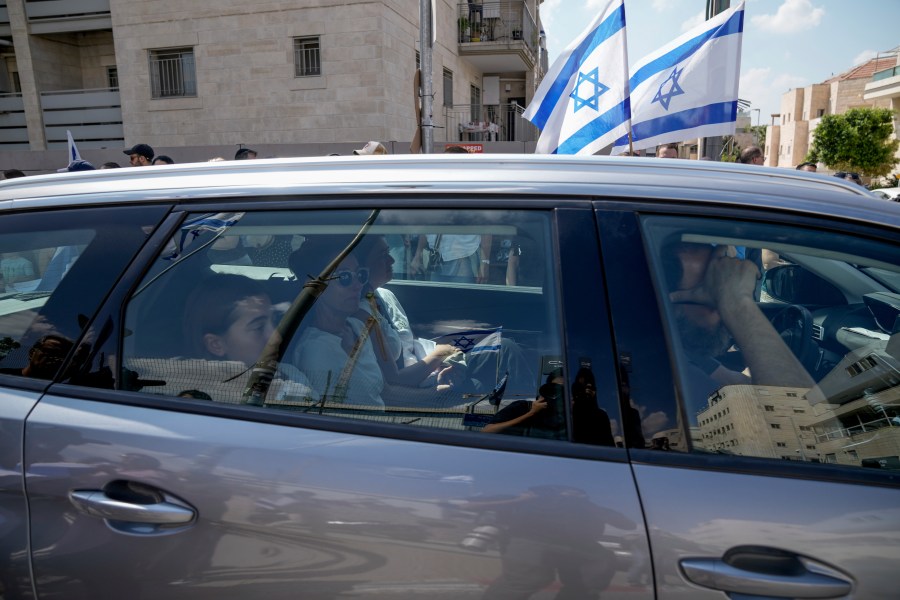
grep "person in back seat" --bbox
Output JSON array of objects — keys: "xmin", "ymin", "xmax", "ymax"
[{"xmin": 355, "ymin": 235, "xmax": 536, "ymax": 397}]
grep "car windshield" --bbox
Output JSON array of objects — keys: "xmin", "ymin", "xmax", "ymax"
[{"xmin": 858, "ymin": 266, "xmax": 900, "ymax": 293}]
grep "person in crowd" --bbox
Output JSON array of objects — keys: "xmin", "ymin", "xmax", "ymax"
[
  {"xmin": 57, "ymin": 159, "xmax": 95, "ymax": 173},
  {"xmin": 99, "ymin": 162, "xmax": 121, "ymax": 169},
  {"xmin": 152, "ymin": 155, "xmax": 175, "ymax": 166},
  {"xmin": 656, "ymin": 143, "xmax": 679, "ymax": 159},
  {"xmin": 288, "ymin": 236, "xmax": 387, "ymax": 408},
  {"xmin": 795, "ymin": 161, "xmax": 817, "ymax": 172},
  {"xmin": 235, "ymin": 147, "xmax": 258, "ymax": 160},
  {"xmin": 571, "ymin": 367, "xmax": 615, "ymax": 446},
  {"xmin": 738, "ymin": 146, "xmax": 764, "ymax": 165},
  {"xmin": 353, "ymin": 141, "xmax": 388, "ymax": 155},
  {"xmin": 3, "ymin": 169, "xmax": 25, "ymax": 179},
  {"xmin": 123, "ymin": 143, "xmax": 154, "ymax": 166},
  {"xmin": 410, "ymin": 231, "xmax": 492, "ymax": 284},
  {"xmin": 443, "ymin": 145, "xmax": 470, "ymax": 154},
  {"xmin": 662, "ymin": 241, "xmax": 814, "ymax": 411},
  {"xmin": 834, "ymin": 171, "xmax": 865, "ymax": 186}
]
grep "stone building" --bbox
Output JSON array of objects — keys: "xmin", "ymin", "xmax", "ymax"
[
  {"xmin": 0, "ymin": 0, "xmax": 545, "ymax": 172},
  {"xmin": 764, "ymin": 52, "xmax": 896, "ymax": 169}
]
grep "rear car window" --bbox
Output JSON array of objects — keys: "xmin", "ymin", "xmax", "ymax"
[{"xmin": 121, "ymin": 208, "xmax": 594, "ymax": 442}]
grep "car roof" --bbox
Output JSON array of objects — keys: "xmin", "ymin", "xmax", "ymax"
[{"xmin": 0, "ymin": 154, "xmax": 897, "ymax": 229}]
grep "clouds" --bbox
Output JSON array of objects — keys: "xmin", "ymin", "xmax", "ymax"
[
  {"xmin": 740, "ymin": 67, "xmax": 807, "ymax": 118},
  {"xmin": 680, "ymin": 11, "xmax": 705, "ymax": 33},
  {"xmin": 751, "ymin": 0, "xmax": 825, "ymax": 34},
  {"xmin": 853, "ymin": 49, "xmax": 878, "ymax": 65}
]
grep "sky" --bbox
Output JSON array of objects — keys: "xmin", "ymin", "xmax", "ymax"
[{"xmin": 539, "ymin": 0, "xmax": 900, "ymax": 126}]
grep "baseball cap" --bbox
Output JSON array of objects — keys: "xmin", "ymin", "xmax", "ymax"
[
  {"xmin": 57, "ymin": 159, "xmax": 96, "ymax": 173},
  {"xmin": 123, "ymin": 143, "xmax": 154, "ymax": 160},
  {"xmin": 353, "ymin": 141, "xmax": 388, "ymax": 155}
]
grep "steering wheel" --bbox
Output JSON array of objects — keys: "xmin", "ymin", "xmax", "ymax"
[{"xmin": 769, "ymin": 304, "xmax": 818, "ymax": 373}]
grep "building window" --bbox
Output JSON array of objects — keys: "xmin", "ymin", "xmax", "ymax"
[
  {"xmin": 764, "ymin": 405, "xmax": 774, "ymax": 412},
  {"xmin": 107, "ymin": 66, "xmax": 118, "ymax": 90},
  {"xmin": 11, "ymin": 71, "xmax": 20, "ymax": 93},
  {"xmin": 443, "ymin": 68, "xmax": 453, "ymax": 107},
  {"xmin": 293, "ymin": 37, "xmax": 321, "ymax": 77},
  {"xmin": 776, "ymin": 442, "xmax": 787, "ymax": 447},
  {"xmin": 771, "ymin": 423, "xmax": 781, "ymax": 429},
  {"xmin": 817, "ymin": 108, "xmax": 825, "ymax": 118},
  {"xmin": 149, "ymin": 48, "xmax": 197, "ymax": 98}
]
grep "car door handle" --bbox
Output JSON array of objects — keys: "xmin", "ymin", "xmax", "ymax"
[
  {"xmin": 69, "ymin": 489, "xmax": 196, "ymax": 525},
  {"xmin": 680, "ymin": 546, "xmax": 853, "ymax": 599}
]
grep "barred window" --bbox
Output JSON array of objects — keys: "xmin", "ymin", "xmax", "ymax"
[
  {"xmin": 107, "ymin": 67, "xmax": 118, "ymax": 90},
  {"xmin": 149, "ymin": 48, "xmax": 196, "ymax": 98},
  {"xmin": 293, "ymin": 37, "xmax": 321, "ymax": 77}
]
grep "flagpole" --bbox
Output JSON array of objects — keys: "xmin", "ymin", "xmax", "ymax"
[
  {"xmin": 419, "ymin": 0, "xmax": 434, "ymax": 154},
  {"xmin": 628, "ymin": 131, "xmax": 634, "ymax": 156}
]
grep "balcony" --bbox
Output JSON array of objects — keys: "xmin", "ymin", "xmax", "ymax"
[
  {"xmin": 864, "ymin": 64, "xmax": 900, "ymax": 102},
  {"xmin": 443, "ymin": 102, "xmax": 538, "ymax": 143},
  {"xmin": 25, "ymin": 0, "xmax": 111, "ymax": 34},
  {"xmin": 0, "ymin": 93, "xmax": 29, "ymax": 150},
  {"xmin": 457, "ymin": 2, "xmax": 537, "ymax": 73},
  {"xmin": 41, "ymin": 88, "xmax": 123, "ymax": 149}
]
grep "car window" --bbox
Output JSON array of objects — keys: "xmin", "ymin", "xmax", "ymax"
[
  {"xmin": 642, "ymin": 216, "xmax": 900, "ymax": 471},
  {"xmin": 121, "ymin": 208, "xmax": 600, "ymax": 443},
  {"xmin": 0, "ymin": 206, "xmax": 166, "ymax": 382}
]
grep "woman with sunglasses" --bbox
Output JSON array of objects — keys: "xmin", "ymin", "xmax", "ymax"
[{"xmin": 288, "ymin": 237, "xmax": 386, "ymax": 408}]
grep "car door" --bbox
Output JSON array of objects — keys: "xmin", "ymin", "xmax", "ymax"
[
  {"xmin": 0, "ymin": 204, "xmax": 170, "ymax": 599},
  {"xmin": 598, "ymin": 205, "xmax": 900, "ymax": 599},
  {"xmin": 24, "ymin": 200, "xmax": 654, "ymax": 599}
]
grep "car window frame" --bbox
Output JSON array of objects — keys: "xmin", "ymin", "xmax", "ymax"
[
  {"xmin": 54, "ymin": 196, "xmax": 630, "ymax": 464},
  {"xmin": 596, "ymin": 199, "xmax": 900, "ymax": 488}
]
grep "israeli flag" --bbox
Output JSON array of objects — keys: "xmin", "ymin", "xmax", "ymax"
[
  {"xmin": 611, "ymin": 1, "xmax": 744, "ymax": 155},
  {"xmin": 523, "ymin": 0, "xmax": 629, "ymax": 155},
  {"xmin": 66, "ymin": 130, "xmax": 82, "ymax": 162},
  {"xmin": 432, "ymin": 327, "xmax": 502, "ymax": 355}
]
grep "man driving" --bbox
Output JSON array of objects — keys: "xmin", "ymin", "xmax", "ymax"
[{"xmin": 664, "ymin": 242, "xmax": 814, "ymax": 409}]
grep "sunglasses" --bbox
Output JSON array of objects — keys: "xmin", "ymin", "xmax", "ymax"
[
  {"xmin": 327, "ymin": 267, "xmax": 369, "ymax": 287},
  {"xmin": 835, "ymin": 172, "xmax": 860, "ymax": 180}
]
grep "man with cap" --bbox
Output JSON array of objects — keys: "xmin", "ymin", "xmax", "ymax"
[
  {"xmin": 57, "ymin": 160, "xmax": 96, "ymax": 173},
  {"xmin": 235, "ymin": 147, "xmax": 257, "ymax": 160},
  {"xmin": 123, "ymin": 143, "xmax": 154, "ymax": 166},
  {"xmin": 353, "ymin": 141, "xmax": 388, "ymax": 155}
]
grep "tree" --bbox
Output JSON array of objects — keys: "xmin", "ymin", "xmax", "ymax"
[{"xmin": 807, "ymin": 107, "xmax": 899, "ymax": 177}]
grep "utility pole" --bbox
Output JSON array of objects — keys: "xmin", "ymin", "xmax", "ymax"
[
  {"xmin": 419, "ymin": 0, "xmax": 434, "ymax": 154},
  {"xmin": 701, "ymin": 0, "xmax": 730, "ymax": 160}
]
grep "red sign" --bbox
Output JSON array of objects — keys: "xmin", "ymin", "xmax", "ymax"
[{"xmin": 444, "ymin": 143, "xmax": 484, "ymax": 154}]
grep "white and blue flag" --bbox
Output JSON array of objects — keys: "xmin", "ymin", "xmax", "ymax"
[
  {"xmin": 66, "ymin": 130, "xmax": 82, "ymax": 163},
  {"xmin": 611, "ymin": 1, "xmax": 744, "ymax": 154},
  {"xmin": 523, "ymin": 0, "xmax": 629, "ymax": 155}
]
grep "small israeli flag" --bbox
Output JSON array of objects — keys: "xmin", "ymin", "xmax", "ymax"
[
  {"xmin": 523, "ymin": 0, "xmax": 630, "ymax": 155},
  {"xmin": 66, "ymin": 130, "xmax": 82, "ymax": 163},
  {"xmin": 611, "ymin": 1, "xmax": 745, "ymax": 154},
  {"xmin": 433, "ymin": 327, "xmax": 502, "ymax": 355}
]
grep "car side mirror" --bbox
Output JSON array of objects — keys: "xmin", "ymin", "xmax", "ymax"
[{"xmin": 761, "ymin": 264, "xmax": 846, "ymax": 306}]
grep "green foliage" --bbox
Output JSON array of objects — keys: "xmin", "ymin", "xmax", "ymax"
[
  {"xmin": 807, "ymin": 107, "xmax": 899, "ymax": 177},
  {"xmin": 750, "ymin": 125, "xmax": 767, "ymax": 148}
]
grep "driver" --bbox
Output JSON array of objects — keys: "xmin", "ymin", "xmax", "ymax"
[{"xmin": 663, "ymin": 242, "xmax": 814, "ymax": 409}]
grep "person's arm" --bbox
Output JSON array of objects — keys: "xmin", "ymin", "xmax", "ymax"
[
  {"xmin": 483, "ymin": 398, "xmax": 546, "ymax": 434},
  {"xmin": 409, "ymin": 235, "xmax": 428, "ymax": 276},
  {"xmin": 670, "ymin": 246, "xmax": 814, "ymax": 388},
  {"xmin": 477, "ymin": 234, "xmax": 492, "ymax": 284}
]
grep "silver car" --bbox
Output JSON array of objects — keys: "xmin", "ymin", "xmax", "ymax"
[{"xmin": 0, "ymin": 155, "xmax": 898, "ymax": 599}]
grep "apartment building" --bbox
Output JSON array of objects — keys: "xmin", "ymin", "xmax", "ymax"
[
  {"xmin": 0, "ymin": 0, "xmax": 545, "ymax": 172},
  {"xmin": 765, "ymin": 52, "xmax": 896, "ymax": 168}
]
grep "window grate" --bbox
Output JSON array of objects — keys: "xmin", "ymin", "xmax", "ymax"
[
  {"xmin": 149, "ymin": 48, "xmax": 197, "ymax": 98},
  {"xmin": 293, "ymin": 37, "xmax": 321, "ymax": 77}
]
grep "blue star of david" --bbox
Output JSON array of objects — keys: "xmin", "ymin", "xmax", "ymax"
[
  {"xmin": 653, "ymin": 66, "xmax": 685, "ymax": 111},
  {"xmin": 569, "ymin": 67, "xmax": 609, "ymax": 113},
  {"xmin": 453, "ymin": 336, "xmax": 475, "ymax": 351}
]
